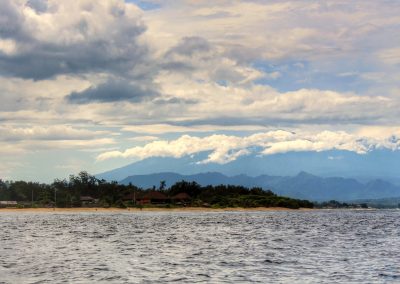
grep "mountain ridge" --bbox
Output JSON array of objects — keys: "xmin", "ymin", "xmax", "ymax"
[
  {"xmin": 96, "ymin": 150, "xmax": 400, "ymax": 185},
  {"xmin": 116, "ymin": 171, "xmax": 400, "ymax": 202}
]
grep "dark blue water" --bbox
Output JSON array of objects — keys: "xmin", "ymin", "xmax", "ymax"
[{"xmin": 0, "ymin": 210, "xmax": 399, "ymax": 283}]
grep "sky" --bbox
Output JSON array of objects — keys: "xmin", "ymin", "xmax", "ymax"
[{"xmin": 0, "ymin": 0, "xmax": 400, "ymax": 182}]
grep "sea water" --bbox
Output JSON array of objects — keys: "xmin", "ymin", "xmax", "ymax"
[{"xmin": 0, "ymin": 210, "xmax": 399, "ymax": 283}]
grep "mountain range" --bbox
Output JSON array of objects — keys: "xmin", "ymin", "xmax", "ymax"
[
  {"xmin": 107, "ymin": 171, "xmax": 400, "ymax": 202},
  {"xmin": 96, "ymin": 150, "xmax": 400, "ymax": 201},
  {"xmin": 97, "ymin": 150, "xmax": 400, "ymax": 185}
]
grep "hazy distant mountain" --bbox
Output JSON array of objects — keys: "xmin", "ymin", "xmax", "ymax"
[
  {"xmin": 96, "ymin": 149, "xmax": 400, "ymax": 201},
  {"xmin": 118, "ymin": 171, "xmax": 400, "ymax": 202},
  {"xmin": 97, "ymin": 149, "xmax": 400, "ymax": 184}
]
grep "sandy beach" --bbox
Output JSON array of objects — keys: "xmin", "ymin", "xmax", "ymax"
[{"xmin": 0, "ymin": 207, "xmax": 311, "ymax": 213}]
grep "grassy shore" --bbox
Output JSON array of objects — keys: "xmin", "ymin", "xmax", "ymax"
[{"xmin": 0, "ymin": 207, "xmax": 313, "ymax": 213}]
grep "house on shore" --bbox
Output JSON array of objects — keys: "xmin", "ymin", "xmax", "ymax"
[
  {"xmin": 141, "ymin": 191, "xmax": 169, "ymax": 204},
  {"xmin": 171, "ymin": 193, "xmax": 191, "ymax": 205},
  {"xmin": 123, "ymin": 191, "xmax": 169, "ymax": 204},
  {"xmin": 80, "ymin": 196, "xmax": 97, "ymax": 206}
]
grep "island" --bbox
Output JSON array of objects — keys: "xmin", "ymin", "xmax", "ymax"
[{"xmin": 0, "ymin": 171, "xmax": 314, "ymax": 210}]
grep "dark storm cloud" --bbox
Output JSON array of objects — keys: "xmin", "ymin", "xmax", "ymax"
[
  {"xmin": 0, "ymin": 0, "xmax": 25, "ymax": 38},
  {"xmin": 66, "ymin": 79, "xmax": 159, "ymax": 104},
  {"xmin": 0, "ymin": 39, "xmax": 148, "ymax": 80},
  {"xmin": 0, "ymin": 1, "xmax": 150, "ymax": 80}
]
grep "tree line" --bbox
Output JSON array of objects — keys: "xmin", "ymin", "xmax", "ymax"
[{"xmin": 0, "ymin": 171, "xmax": 314, "ymax": 209}]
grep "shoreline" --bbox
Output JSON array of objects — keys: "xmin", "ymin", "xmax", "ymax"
[{"xmin": 0, "ymin": 207, "xmax": 312, "ymax": 213}]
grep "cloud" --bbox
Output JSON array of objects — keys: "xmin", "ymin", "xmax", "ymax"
[
  {"xmin": 0, "ymin": 125, "xmax": 117, "ymax": 162},
  {"xmin": 166, "ymin": 36, "xmax": 211, "ymax": 57},
  {"xmin": 143, "ymin": 1, "xmax": 400, "ymax": 63},
  {"xmin": 0, "ymin": 0, "xmax": 149, "ymax": 80},
  {"xmin": 121, "ymin": 124, "xmax": 269, "ymax": 134},
  {"xmin": 0, "ymin": 125, "xmax": 110, "ymax": 141},
  {"xmin": 127, "ymin": 135, "xmax": 159, "ymax": 142},
  {"xmin": 0, "ymin": 39, "xmax": 18, "ymax": 55},
  {"xmin": 97, "ymin": 133, "xmax": 247, "ymax": 163},
  {"xmin": 66, "ymin": 78, "xmax": 159, "ymax": 104},
  {"xmin": 328, "ymin": 156, "xmax": 343, "ymax": 160},
  {"xmin": 144, "ymin": 0, "xmax": 400, "ymax": 94},
  {"xmin": 0, "ymin": 0, "xmax": 24, "ymax": 39},
  {"xmin": 155, "ymin": 76, "xmax": 397, "ymax": 126},
  {"xmin": 161, "ymin": 35, "xmax": 264, "ymax": 85},
  {"xmin": 97, "ymin": 129, "xmax": 400, "ymax": 163},
  {"xmin": 26, "ymin": 0, "xmax": 48, "ymax": 13},
  {"xmin": 151, "ymin": 97, "xmax": 198, "ymax": 105},
  {"xmin": 379, "ymin": 47, "xmax": 400, "ymax": 65},
  {"xmin": 1, "ymin": 0, "xmax": 400, "ymax": 181}
]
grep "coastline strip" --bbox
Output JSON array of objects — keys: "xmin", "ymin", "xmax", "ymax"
[{"xmin": 0, "ymin": 207, "xmax": 312, "ymax": 213}]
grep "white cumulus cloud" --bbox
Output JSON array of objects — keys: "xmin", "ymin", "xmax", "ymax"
[{"xmin": 97, "ymin": 129, "xmax": 400, "ymax": 164}]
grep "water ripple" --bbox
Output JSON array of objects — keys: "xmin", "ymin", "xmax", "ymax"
[{"xmin": 0, "ymin": 210, "xmax": 399, "ymax": 283}]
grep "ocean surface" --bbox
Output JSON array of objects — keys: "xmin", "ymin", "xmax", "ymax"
[{"xmin": 0, "ymin": 210, "xmax": 399, "ymax": 283}]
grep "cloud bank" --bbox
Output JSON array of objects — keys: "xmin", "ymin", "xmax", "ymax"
[
  {"xmin": 0, "ymin": 0, "xmax": 399, "ymax": 180},
  {"xmin": 97, "ymin": 129, "xmax": 400, "ymax": 164},
  {"xmin": 0, "ymin": 0, "xmax": 148, "ymax": 79}
]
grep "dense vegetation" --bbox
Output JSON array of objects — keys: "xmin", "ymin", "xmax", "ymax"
[
  {"xmin": 314, "ymin": 200, "xmax": 369, "ymax": 209},
  {"xmin": 0, "ymin": 171, "xmax": 314, "ymax": 209}
]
